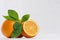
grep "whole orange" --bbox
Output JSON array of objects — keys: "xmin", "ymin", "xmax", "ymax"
[{"xmin": 1, "ymin": 20, "xmax": 15, "ymax": 38}]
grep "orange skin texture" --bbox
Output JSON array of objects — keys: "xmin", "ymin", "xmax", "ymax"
[{"xmin": 1, "ymin": 20, "xmax": 15, "ymax": 38}]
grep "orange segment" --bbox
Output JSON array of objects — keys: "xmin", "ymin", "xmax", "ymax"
[
  {"xmin": 23, "ymin": 20, "xmax": 38, "ymax": 37},
  {"xmin": 2, "ymin": 20, "xmax": 15, "ymax": 38}
]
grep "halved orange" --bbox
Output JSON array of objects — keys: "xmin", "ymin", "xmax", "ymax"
[
  {"xmin": 1, "ymin": 20, "xmax": 15, "ymax": 38},
  {"xmin": 22, "ymin": 20, "xmax": 38, "ymax": 38}
]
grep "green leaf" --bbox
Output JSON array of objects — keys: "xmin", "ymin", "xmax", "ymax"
[
  {"xmin": 11, "ymin": 22, "xmax": 22, "ymax": 38},
  {"xmin": 8, "ymin": 10, "xmax": 19, "ymax": 21},
  {"xmin": 22, "ymin": 14, "xmax": 30, "ymax": 22},
  {"xmin": 3, "ymin": 16, "xmax": 17, "ymax": 21}
]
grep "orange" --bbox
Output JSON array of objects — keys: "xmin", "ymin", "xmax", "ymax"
[
  {"xmin": 1, "ymin": 20, "xmax": 15, "ymax": 38},
  {"xmin": 22, "ymin": 20, "xmax": 38, "ymax": 38}
]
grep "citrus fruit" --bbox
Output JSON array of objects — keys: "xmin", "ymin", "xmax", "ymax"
[
  {"xmin": 1, "ymin": 20, "xmax": 15, "ymax": 38},
  {"xmin": 22, "ymin": 20, "xmax": 38, "ymax": 38},
  {"xmin": 2, "ymin": 9, "xmax": 39, "ymax": 38}
]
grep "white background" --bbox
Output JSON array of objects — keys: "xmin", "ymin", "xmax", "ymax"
[{"xmin": 0, "ymin": 0, "xmax": 60, "ymax": 40}]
